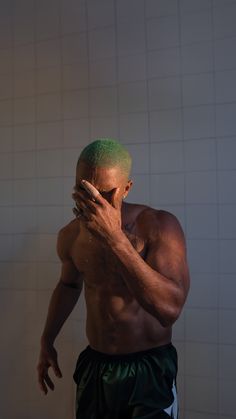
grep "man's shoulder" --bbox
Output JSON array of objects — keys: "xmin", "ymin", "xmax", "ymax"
[
  {"xmin": 57, "ymin": 218, "xmax": 80, "ymax": 257},
  {"xmin": 137, "ymin": 206, "xmax": 184, "ymax": 242}
]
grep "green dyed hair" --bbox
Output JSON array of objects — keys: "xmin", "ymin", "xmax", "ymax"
[{"xmin": 77, "ymin": 138, "xmax": 132, "ymax": 180}]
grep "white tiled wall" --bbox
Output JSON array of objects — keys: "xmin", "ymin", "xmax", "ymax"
[{"xmin": 0, "ymin": 0, "xmax": 236, "ymax": 418}]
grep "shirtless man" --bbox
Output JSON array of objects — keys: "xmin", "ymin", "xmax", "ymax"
[{"xmin": 37, "ymin": 138, "xmax": 190, "ymax": 418}]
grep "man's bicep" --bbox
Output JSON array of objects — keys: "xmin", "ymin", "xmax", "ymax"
[
  {"xmin": 56, "ymin": 228, "xmax": 83, "ymax": 291},
  {"xmin": 145, "ymin": 211, "xmax": 190, "ymax": 302}
]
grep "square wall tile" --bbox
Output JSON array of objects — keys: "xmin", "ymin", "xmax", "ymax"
[
  {"xmin": 148, "ymin": 47, "xmax": 181, "ymax": 78},
  {"xmin": 148, "ymin": 77, "xmax": 181, "ymax": 110},
  {"xmin": 36, "ymin": 39, "xmax": 61, "ymax": 68},
  {"xmin": 14, "ymin": 125, "xmax": 35, "ymax": 151},
  {"xmin": 118, "ymin": 54, "xmax": 146, "ymax": 83},
  {"xmin": 37, "ymin": 67, "xmax": 61, "ymax": 94},
  {"xmin": 62, "ymin": 33, "xmax": 88, "ymax": 65},
  {"xmin": 187, "ymin": 239, "xmax": 218, "ymax": 273},
  {"xmin": 117, "ymin": 22, "xmax": 145, "ymax": 56},
  {"xmin": 220, "ymin": 240, "xmax": 236, "ymax": 273},
  {"xmin": 219, "ymin": 344, "xmax": 236, "ymax": 380},
  {"xmin": 147, "ymin": 15, "xmax": 179, "ymax": 49},
  {"xmin": 181, "ymin": 10, "xmax": 212, "ymax": 45},
  {"xmin": 14, "ymin": 97, "xmax": 35, "ymax": 124},
  {"xmin": 0, "ymin": 153, "xmax": 12, "ymax": 179},
  {"xmin": 0, "ymin": 48, "xmax": 13, "ymax": 75},
  {"xmin": 146, "ymin": 0, "xmax": 178, "ymax": 17},
  {"xmin": 13, "ymin": 179, "xmax": 37, "ymax": 206},
  {"xmin": 219, "ymin": 274, "xmax": 236, "ymax": 309},
  {"xmin": 150, "ymin": 109, "xmax": 183, "ymax": 142},
  {"xmin": 217, "ymin": 137, "xmax": 236, "ymax": 170},
  {"xmin": 36, "ymin": 93, "xmax": 62, "ymax": 122},
  {"xmin": 219, "ymin": 379, "xmax": 236, "ymax": 416},
  {"xmin": 118, "ymin": 81, "xmax": 147, "ymax": 113},
  {"xmin": 219, "ymin": 205, "xmax": 236, "ymax": 239},
  {"xmin": 87, "ymin": 0, "xmax": 114, "ymax": 29},
  {"xmin": 214, "ymin": 36, "xmax": 236, "ymax": 71},
  {"xmin": 216, "ymin": 103, "xmax": 236, "ymax": 137},
  {"xmin": 89, "ymin": 26, "xmax": 116, "ymax": 61},
  {"xmin": 0, "ymin": 180, "xmax": 13, "ymax": 205},
  {"xmin": 184, "ymin": 139, "xmax": 216, "ymax": 171},
  {"xmin": 14, "ymin": 71, "xmax": 35, "ymax": 97},
  {"xmin": 117, "ymin": 0, "xmax": 145, "ymax": 23},
  {"xmin": 37, "ymin": 178, "xmax": 63, "ymax": 205},
  {"xmin": 186, "ymin": 172, "xmax": 217, "ymax": 204},
  {"xmin": 36, "ymin": 122, "xmax": 63, "ymax": 150},
  {"xmin": 182, "ymin": 73, "xmax": 214, "ymax": 107},
  {"xmin": 90, "ymin": 58, "xmax": 116, "ymax": 87},
  {"xmin": 216, "ymin": 69, "xmax": 236, "ymax": 103},
  {"xmin": 185, "ymin": 273, "xmax": 218, "ymax": 309},
  {"xmin": 180, "ymin": 0, "xmax": 212, "ymax": 13},
  {"xmin": 63, "ymin": 119, "xmax": 90, "ymax": 148},
  {"xmin": 36, "ymin": 0, "xmax": 60, "ymax": 40},
  {"xmin": 150, "ymin": 141, "xmax": 184, "ymax": 173},
  {"xmin": 36, "ymin": 150, "xmax": 63, "ymax": 177},
  {"xmin": 0, "ymin": 127, "xmax": 13, "ymax": 152},
  {"xmin": 185, "ymin": 376, "xmax": 218, "ymax": 413},
  {"xmin": 90, "ymin": 87, "xmax": 117, "ymax": 116},
  {"xmin": 150, "ymin": 173, "xmax": 185, "ymax": 206},
  {"xmin": 0, "ymin": 207, "xmax": 13, "ymax": 234},
  {"xmin": 13, "ymin": 207, "xmax": 36, "ymax": 235},
  {"xmin": 0, "ymin": 100, "xmax": 12, "ymax": 125},
  {"xmin": 61, "ymin": 0, "xmax": 87, "ymax": 34},
  {"xmin": 183, "ymin": 105, "xmax": 215, "ymax": 140},
  {"xmin": 90, "ymin": 116, "xmax": 119, "ymax": 139},
  {"xmin": 119, "ymin": 113, "xmax": 149, "ymax": 144},
  {"xmin": 219, "ymin": 309, "xmax": 236, "ymax": 345},
  {"xmin": 185, "ymin": 342, "xmax": 218, "ymax": 378},
  {"xmin": 0, "ymin": 74, "xmax": 12, "ymax": 99},
  {"xmin": 0, "ymin": 235, "xmax": 13, "ymax": 261},
  {"xmin": 213, "ymin": 3, "xmax": 236, "ymax": 38},
  {"xmin": 13, "ymin": 151, "xmax": 35, "ymax": 179},
  {"xmin": 185, "ymin": 308, "xmax": 218, "ymax": 343},
  {"xmin": 36, "ymin": 206, "xmax": 64, "ymax": 234},
  {"xmin": 181, "ymin": 41, "xmax": 213, "ymax": 74},
  {"xmin": 14, "ymin": 44, "xmax": 35, "ymax": 72},
  {"xmin": 186, "ymin": 204, "xmax": 218, "ymax": 239},
  {"xmin": 63, "ymin": 90, "xmax": 89, "ymax": 119},
  {"xmin": 218, "ymin": 171, "xmax": 236, "ymax": 204}
]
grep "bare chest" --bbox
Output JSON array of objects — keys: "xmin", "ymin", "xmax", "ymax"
[{"xmin": 71, "ymin": 220, "xmax": 148, "ymax": 288}]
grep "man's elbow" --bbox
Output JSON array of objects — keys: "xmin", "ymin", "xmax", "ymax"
[{"xmin": 156, "ymin": 303, "xmax": 183, "ymax": 328}]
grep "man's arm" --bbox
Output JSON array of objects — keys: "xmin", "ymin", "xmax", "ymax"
[
  {"xmin": 40, "ymin": 227, "xmax": 83, "ymax": 345},
  {"xmin": 106, "ymin": 209, "xmax": 190, "ymax": 328}
]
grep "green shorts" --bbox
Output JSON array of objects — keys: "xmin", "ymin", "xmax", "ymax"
[{"xmin": 73, "ymin": 342, "xmax": 179, "ymax": 419}]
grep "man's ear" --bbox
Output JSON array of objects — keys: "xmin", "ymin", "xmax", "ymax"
[{"xmin": 125, "ymin": 179, "xmax": 133, "ymax": 194}]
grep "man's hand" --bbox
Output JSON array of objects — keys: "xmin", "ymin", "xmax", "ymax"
[
  {"xmin": 37, "ymin": 342, "xmax": 62, "ymax": 395},
  {"xmin": 72, "ymin": 179, "xmax": 123, "ymax": 242}
]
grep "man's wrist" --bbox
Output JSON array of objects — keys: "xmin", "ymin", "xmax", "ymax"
[{"xmin": 40, "ymin": 334, "xmax": 55, "ymax": 347}]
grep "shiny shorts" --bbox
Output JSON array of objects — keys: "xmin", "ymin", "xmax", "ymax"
[{"xmin": 73, "ymin": 342, "xmax": 179, "ymax": 419}]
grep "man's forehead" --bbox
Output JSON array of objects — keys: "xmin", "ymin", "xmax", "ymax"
[{"xmin": 75, "ymin": 178, "xmax": 117, "ymax": 192}]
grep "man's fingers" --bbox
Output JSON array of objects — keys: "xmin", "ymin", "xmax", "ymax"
[
  {"xmin": 51, "ymin": 361, "xmax": 63, "ymax": 378},
  {"xmin": 44, "ymin": 373, "xmax": 55, "ymax": 390}
]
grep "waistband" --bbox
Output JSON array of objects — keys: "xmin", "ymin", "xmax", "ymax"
[{"xmin": 84, "ymin": 342, "xmax": 175, "ymax": 362}]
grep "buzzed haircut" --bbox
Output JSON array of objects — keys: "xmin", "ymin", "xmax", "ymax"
[{"xmin": 77, "ymin": 138, "xmax": 132, "ymax": 180}]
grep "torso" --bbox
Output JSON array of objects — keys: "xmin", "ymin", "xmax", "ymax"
[{"xmin": 68, "ymin": 202, "xmax": 172, "ymax": 354}]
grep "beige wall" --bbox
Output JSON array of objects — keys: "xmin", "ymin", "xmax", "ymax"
[{"xmin": 0, "ymin": 0, "xmax": 236, "ymax": 418}]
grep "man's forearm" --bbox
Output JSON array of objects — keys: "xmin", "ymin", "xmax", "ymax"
[
  {"xmin": 40, "ymin": 281, "xmax": 81, "ymax": 345},
  {"xmin": 106, "ymin": 232, "xmax": 178, "ymax": 327}
]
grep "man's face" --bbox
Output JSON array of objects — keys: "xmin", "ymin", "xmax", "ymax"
[{"xmin": 75, "ymin": 161, "xmax": 132, "ymax": 207}]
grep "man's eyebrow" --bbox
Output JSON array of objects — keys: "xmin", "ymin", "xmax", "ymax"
[{"xmin": 75, "ymin": 183, "xmax": 114, "ymax": 193}]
